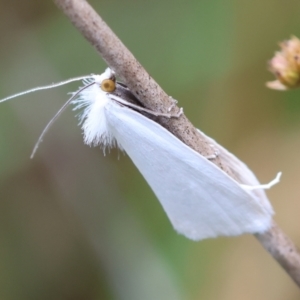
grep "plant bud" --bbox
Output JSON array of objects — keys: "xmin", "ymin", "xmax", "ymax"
[{"xmin": 267, "ymin": 36, "xmax": 300, "ymax": 90}]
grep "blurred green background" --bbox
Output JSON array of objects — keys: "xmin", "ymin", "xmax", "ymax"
[{"xmin": 0, "ymin": 0, "xmax": 300, "ymax": 299}]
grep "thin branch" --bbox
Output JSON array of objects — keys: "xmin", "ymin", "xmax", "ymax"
[
  {"xmin": 52, "ymin": 0, "xmax": 234, "ymax": 177},
  {"xmin": 256, "ymin": 221, "xmax": 300, "ymax": 286},
  {"xmin": 53, "ymin": 0, "xmax": 300, "ymax": 287}
]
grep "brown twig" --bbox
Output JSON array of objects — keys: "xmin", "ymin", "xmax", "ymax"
[
  {"xmin": 52, "ymin": 0, "xmax": 234, "ymax": 176},
  {"xmin": 53, "ymin": 0, "xmax": 300, "ymax": 288},
  {"xmin": 256, "ymin": 221, "xmax": 300, "ymax": 286}
]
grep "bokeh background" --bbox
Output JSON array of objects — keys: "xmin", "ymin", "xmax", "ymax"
[{"xmin": 0, "ymin": 0, "xmax": 300, "ymax": 299}]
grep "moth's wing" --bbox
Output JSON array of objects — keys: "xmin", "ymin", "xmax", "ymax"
[
  {"xmin": 105, "ymin": 103, "xmax": 273, "ymax": 241},
  {"xmin": 197, "ymin": 129, "xmax": 274, "ymax": 212}
]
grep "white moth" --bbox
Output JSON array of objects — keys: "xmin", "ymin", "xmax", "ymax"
[{"xmin": 0, "ymin": 68, "xmax": 281, "ymax": 241}]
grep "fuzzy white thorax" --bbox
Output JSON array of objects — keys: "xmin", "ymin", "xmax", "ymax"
[{"xmin": 72, "ymin": 68, "xmax": 121, "ymax": 150}]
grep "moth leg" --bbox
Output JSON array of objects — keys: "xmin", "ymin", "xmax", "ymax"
[
  {"xmin": 205, "ymin": 143, "xmax": 220, "ymax": 160},
  {"xmin": 173, "ymin": 107, "xmax": 184, "ymax": 117},
  {"xmin": 205, "ymin": 150, "xmax": 219, "ymax": 160},
  {"xmin": 241, "ymin": 172, "xmax": 281, "ymax": 190},
  {"xmin": 167, "ymin": 97, "xmax": 183, "ymax": 117},
  {"xmin": 109, "ymin": 94, "xmax": 183, "ymax": 118},
  {"xmin": 168, "ymin": 96, "xmax": 178, "ymax": 112}
]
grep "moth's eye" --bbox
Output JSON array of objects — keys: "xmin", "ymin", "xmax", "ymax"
[{"xmin": 101, "ymin": 79, "xmax": 116, "ymax": 92}]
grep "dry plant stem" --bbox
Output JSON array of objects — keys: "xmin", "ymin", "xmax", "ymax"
[
  {"xmin": 52, "ymin": 0, "xmax": 232, "ymax": 175},
  {"xmin": 255, "ymin": 221, "xmax": 300, "ymax": 286},
  {"xmin": 53, "ymin": 0, "xmax": 300, "ymax": 288}
]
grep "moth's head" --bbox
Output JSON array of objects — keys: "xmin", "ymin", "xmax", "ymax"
[{"xmin": 94, "ymin": 68, "xmax": 116, "ymax": 93}]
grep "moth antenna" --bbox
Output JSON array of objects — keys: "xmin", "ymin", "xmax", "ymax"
[
  {"xmin": 30, "ymin": 81, "xmax": 96, "ymax": 159},
  {"xmin": 0, "ymin": 75, "xmax": 93, "ymax": 103}
]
